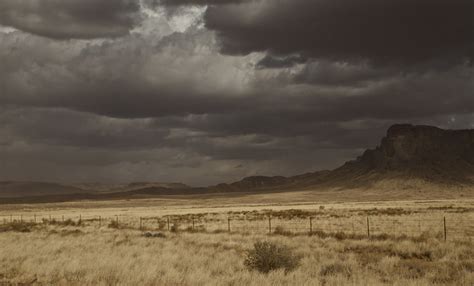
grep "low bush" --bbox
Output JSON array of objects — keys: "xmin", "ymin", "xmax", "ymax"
[
  {"xmin": 0, "ymin": 221, "xmax": 34, "ymax": 233},
  {"xmin": 170, "ymin": 223, "xmax": 179, "ymax": 232},
  {"xmin": 108, "ymin": 220, "xmax": 120, "ymax": 229},
  {"xmin": 273, "ymin": 226, "xmax": 293, "ymax": 236},
  {"xmin": 143, "ymin": 232, "xmax": 166, "ymax": 238},
  {"xmin": 244, "ymin": 241, "xmax": 301, "ymax": 274}
]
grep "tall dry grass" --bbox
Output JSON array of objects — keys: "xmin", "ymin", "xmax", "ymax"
[{"xmin": 0, "ymin": 221, "xmax": 472, "ymax": 285}]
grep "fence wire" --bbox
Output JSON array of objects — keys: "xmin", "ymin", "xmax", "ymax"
[{"xmin": 1, "ymin": 212, "xmax": 472, "ymax": 241}]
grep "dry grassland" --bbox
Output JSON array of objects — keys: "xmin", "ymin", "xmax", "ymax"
[{"xmin": 0, "ymin": 198, "xmax": 473, "ymax": 285}]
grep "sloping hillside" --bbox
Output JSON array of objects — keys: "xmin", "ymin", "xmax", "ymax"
[{"xmin": 209, "ymin": 124, "xmax": 474, "ymax": 192}]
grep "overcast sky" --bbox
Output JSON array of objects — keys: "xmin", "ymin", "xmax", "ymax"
[{"xmin": 0, "ymin": 0, "xmax": 472, "ymax": 186}]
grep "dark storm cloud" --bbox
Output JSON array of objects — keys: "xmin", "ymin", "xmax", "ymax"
[
  {"xmin": 157, "ymin": 0, "xmax": 250, "ymax": 6},
  {"xmin": 161, "ymin": 68, "xmax": 474, "ymax": 139},
  {"xmin": 205, "ymin": 0, "xmax": 474, "ymax": 65},
  {"xmin": 0, "ymin": 0, "xmax": 141, "ymax": 39}
]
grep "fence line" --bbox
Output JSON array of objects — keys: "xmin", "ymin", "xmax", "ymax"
[{"xmin": 1, "ymin": 213, "xmax": 473, "ymax": 241}]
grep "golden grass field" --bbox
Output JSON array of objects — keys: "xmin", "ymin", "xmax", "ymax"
[{"xmin": 0, "ymin": 196, "xmax": 473, "ymax": 285}]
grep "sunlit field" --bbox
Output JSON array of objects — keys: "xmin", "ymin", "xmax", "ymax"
[{"xmin": 1, "ymin": 198, "xmax": 473, "ymax": 285}]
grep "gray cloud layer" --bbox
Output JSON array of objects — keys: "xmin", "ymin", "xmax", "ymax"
[{"xmin": 0, "ymin": 0, "xmax": 472, "ymax": 185}]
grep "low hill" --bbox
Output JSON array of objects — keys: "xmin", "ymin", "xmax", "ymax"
[
  {"xmin": 0, "ymin": 181, "xmax": 190, "ymax": 200},
  {"xmin": 0, "ymin": 181, "xmax": 87, "ymax": 198}
]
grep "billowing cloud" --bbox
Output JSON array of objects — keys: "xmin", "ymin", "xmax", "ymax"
[{"xmin": 0, "ymin": 0, "xmax": 141, "ymax": 39}]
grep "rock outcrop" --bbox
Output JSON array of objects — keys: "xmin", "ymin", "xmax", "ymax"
[{"xmin": 354, "ymin": 124, "xmax": 474, "ymax": 170}]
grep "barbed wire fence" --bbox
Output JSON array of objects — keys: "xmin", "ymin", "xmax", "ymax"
[{"xmin": 1, "ymin": 212, "xmax": 473, "ymax": 241}]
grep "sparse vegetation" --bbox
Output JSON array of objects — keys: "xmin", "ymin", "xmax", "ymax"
[
  {"xmin": 320, "ymin": 262, "xmax": 352, "ymax": 277},
  {"xmin": 0, "ymin": 221, "xmax": 35, "ymax": 233},
  {"xmin": 143, "ymin": 232, "xmax": 166, "ymax": 238},
  {"xmin": 0, "ymin": 199, "xmax": 472, "ymax": 285}
]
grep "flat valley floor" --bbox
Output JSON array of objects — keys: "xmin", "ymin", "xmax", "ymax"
[{"xmin": 0, "ymin": 194, "xmax": 473, "ymax": 285}]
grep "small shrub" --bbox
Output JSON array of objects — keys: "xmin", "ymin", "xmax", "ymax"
[
  {"xmin": 244, "ymin": 241, "xmax": 301, "ymax": 273},
  {"xmin": 59, "ymin": 229, "xmax": 83, "ymax": 236},
  {"xmin": 0, "ymin": 222, "xmax": 34, "ymax": 233},
  {"xmin": 157, "ymin": 220, "xmax": 167, "ymax": 230},
  {"xmin": 310, "ymin": 229, "xmax": 329, "ymax": 238},
  {"xmin": 320, "ymin": 262, "xmax": 352, "ymax": 277},
  {"xmin": 170, "ymin": 223, "xmax": 179, "ymax": 232},
  {"xmin": 333, "ymin": 231, "xmax": 347, "ymax": 240},
  {"xmin": 273, "ymin": 226, "xmax": 293, "ymax": 236},
  {"xmin": 143, "ymin": 232, "xmax": 166, "ymax": 238},
  {"xmin": 395, "ymin": 259, "xmax": 427, "ymax": 279},
  {"xmin": 63, "ymin": 219, "xmax": 79, "ymax": 226},
  {"xmin": 108, "ymin": 220, "xmax": 120, "ymax": 229}
]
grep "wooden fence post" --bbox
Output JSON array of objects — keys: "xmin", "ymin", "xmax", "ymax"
[
  {"xmin": 79, "ymin": 214, "xmax": 82, "ymax": 224},
  {"xmin": 99, "ymin": 216, "xmax": 101, "ymax": 228},
  {"xmin": 418, "ymin": 218, "xmax": 421, "ymax": 234},
  {"xmin": 268, "ymin": 216, "xmax": 272, "ymax": 234},
  {"xmin": 167, "ymin": 217, "xmax": 170, "ymax": 231},
  {"xmin": 140, "ymin": 217, "xmax": 143, "ymax": 230},
  {"xmin": 309, "ymin": 217, "xmax": 313, "ymax": 234},
  {"xmin": 192, "ymin": 217, "xmax": 195, "ymax": 230},
  {"xmin": 116, "ymin": 215, "xmax": 119, "ymax": 226},
  {"xmin": 228, "ymin": 217, "xmax": 231, "ymax": 232},
  {"xmin": 443, "ymin": 216, "xmax": 447, "ymax": 242},
  {"xmin": 367, "ymin": 217, "xmax": 370, "ymax": 238}
]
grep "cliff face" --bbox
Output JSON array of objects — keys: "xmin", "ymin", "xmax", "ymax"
[
  {"xmin": 352, "ymin": 124, "xmax": 474, "ymax": 170},
  {"xmin": 331, "ymin": 124, "xmax": 474, "ymax": 188}
]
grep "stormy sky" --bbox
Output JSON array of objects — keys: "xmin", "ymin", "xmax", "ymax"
[{"xmin": 0, "ymin": 0, "xmax": 473, "ymax": 186}]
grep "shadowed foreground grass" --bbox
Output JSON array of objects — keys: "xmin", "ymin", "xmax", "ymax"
[{"xmin": 0, "ymin": 223, "xmax": 472, "ymax": 285}]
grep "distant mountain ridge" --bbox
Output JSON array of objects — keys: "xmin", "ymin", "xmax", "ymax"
[
  {"xmin": 1, "ymin": 124, "xmax": 473, "ymax": 203},
  {"xmin": 0, "ymin": 181, "xmax": 190, "ymax": 199}
]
